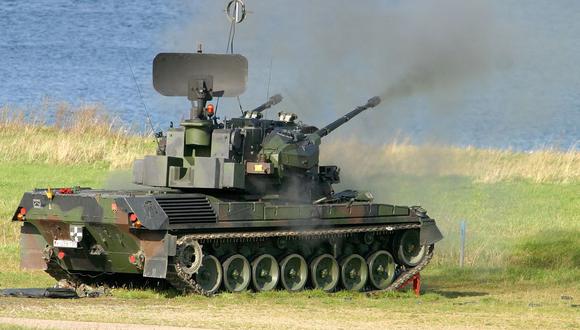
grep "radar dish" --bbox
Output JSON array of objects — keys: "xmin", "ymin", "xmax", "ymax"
[{"xmin": 153, "ymin": 53, "xmax": 248, "ymax": 98}]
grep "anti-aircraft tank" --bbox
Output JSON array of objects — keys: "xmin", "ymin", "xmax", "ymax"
[{"xmin": 12, "ymin": 52, "xmax": 442, "ymax": 294}]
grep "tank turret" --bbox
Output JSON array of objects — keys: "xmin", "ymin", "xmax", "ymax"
[{"xmin": 133, "ymin": 52, "xmax": 381, "ymax": 202}]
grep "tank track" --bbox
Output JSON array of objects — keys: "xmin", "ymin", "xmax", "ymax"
[
  {"xmin": 165, "ymin": 223, "xmax": 434, "ymax": 295},
  {"xmin": 166, "ymin": 263, "xmax": 209, "ymax": 296},
  {"xmin": 377, "ymin": 243, "xmax": 434, "ymax": 293},
  {"xmin": 166, "ymin": 235, "xmax": 210, "ymax": 296}
]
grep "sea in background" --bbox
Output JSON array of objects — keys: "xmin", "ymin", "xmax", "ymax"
[{"xmin": 0, "ymin": 0, "xmax": 578, "ymax": 151}]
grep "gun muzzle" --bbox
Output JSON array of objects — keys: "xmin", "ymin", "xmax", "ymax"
[
  {"xmin": 249, "ymin": 94, "xmax": 283, "ymax": 114},
  {"xmin": 366, "ymin": 96, "xmax": 381, "ymax": 108},
  {"xmin": 268, "ymin": 94, "xmax": 283, "ymax": 107},
  {"xmin": 313, "ymin": 96, "xmax": 382, "ymax": 138}
]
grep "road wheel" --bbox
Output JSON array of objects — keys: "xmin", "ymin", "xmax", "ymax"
[
  {"xmin": 367, "ymin": 250, "xmax": 396, "ymax": 290},
  {"xmin": 252, "ymin": 254, "xmax": 279, "ymax": 292},
  {"xmin": 310, "ymin": 254, "xmax": 339, "ymax": 292},
  {"xmin": 222, "ymin": 254, "xmax": 251, "ymax": 292},
  {"xmin": 397, "ymin": 230, "xmax": 426, "ymax": 267},
  {"xmin": 280, "ymin": 254, "xmax": 308, "ymax": 291},
  {"xmin": 340, "ymin": 254, "xmax": 368, "ymax": 291},
  {"xmin": 196, "ymin": 255, "xmax": 222, "ymax": 294}
]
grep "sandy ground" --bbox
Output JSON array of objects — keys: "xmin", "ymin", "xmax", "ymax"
[
  {"xmin": 0, "ymin": 317, "xmax": 205, "ymax": 330},
  {"xmin": 0, "ymin": 290, "xmax": 578, "ymax": 330}
]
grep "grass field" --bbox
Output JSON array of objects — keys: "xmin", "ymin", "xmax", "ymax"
[{"xmin": 0, "ymin": 108, "xmax": 578, "ymax": 329}]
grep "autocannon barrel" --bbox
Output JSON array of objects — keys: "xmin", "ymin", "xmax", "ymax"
[
  {"xmin": 314, "ymin": 96, "xmax": 381, "ymax": 138},
  {"xmin": 249, "ymin": 94, "xmax": 283, "ymax": 113}
]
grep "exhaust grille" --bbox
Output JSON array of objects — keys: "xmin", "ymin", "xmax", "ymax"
[{"xmin": 155, "ymin": 195, "xmax": 217, "ymax": 225}]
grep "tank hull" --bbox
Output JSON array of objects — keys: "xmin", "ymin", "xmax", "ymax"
[{"xmin": 13, "ymin": 188, "xmax": 442, "ymax": 293}]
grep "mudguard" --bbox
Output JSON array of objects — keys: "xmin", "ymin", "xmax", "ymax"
[
  {"xmin": 420, "ymin": 218, "xmax": 444, "ymax": 245},
  {"xmin": 140, "ymin": 232, "xmax": 176, "ymax": 278},
  {"xmin": 19, "ymin": 223, "xmax": 48, "ymax": 271}
]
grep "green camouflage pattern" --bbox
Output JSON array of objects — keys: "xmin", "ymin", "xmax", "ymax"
[{"xmin": 12, "ymin": 188, "xmax": 442, "ymax": 281}]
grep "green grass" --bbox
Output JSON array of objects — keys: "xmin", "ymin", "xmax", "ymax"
[
  {"xmin": 509, "ymin": 230, "xmax": 580, "ymax": 269},
  {"xmin": 341, "ymin": 174, "xmax": 580, "ymax": 269},
  {"xmin": 0, "ymin": 163, "xmax": 109, "ymax": 247},
  {"xmin": 0, "ymin": 325, "xmax": 41, "ymax": 330}
]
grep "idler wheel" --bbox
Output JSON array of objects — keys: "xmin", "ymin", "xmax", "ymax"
[
  {"xmin": 397, "ymin": 230, "xmax": 426, "ymax": 267},
  {"xmin": 280, "ymin": 254, "xmax": 308, "ymax": 291},
  {"xmin": 176, "ymin": 239, "xmax": 203, "ymax": 275},
  {"xmin": 367, "ymin": 250, "xmax": 396, "ymax": 290},
  {"xmin": 222, "ymin": 254, "xmax": 251, "ymax": 292},
  {"xmin": 195, "ymin": 255, "xmax": 222, "ymax": 294},
  {"xmin": 251, "ymin": 254, "xmax": 280, "ymax": 292},
  {"xmin": 309, "ymin": 254, "xmax": 339, "ymax": 292},
  {"xmin": 340, "ymin": 254, "xmax": 368, "ymax": 291}
]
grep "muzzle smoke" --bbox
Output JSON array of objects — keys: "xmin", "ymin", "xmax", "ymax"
[{"xmin": 163, "ymin": 0, "xmax": 509, "ymax": 131}]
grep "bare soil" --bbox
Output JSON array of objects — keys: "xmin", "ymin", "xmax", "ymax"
[{"xmin": 0, "ymin": 284, "xmax": 578, "ymax": 330}]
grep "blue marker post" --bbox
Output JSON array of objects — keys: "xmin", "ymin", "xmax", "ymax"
[{"xmin": 459, "ymin": 220, "xmax": 466, "ymax": 267}]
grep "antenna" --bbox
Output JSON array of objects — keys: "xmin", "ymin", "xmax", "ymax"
[
  {"xmin": 115, "ymin": 10, "xmax": 158, "ymax": 146},
  {"xmin": 225, "ymin": 0, "xmax": 246, "ymax": 25},
  {"xmin": 266, "ymin": 57, "xmax": 273, "ymax": 99},
  {"xmin": 265, "ymin": 57, "xmax": 273, "ymax": 118},
  {"xmin": 224, "ymin": 0, "xmax": 247, "ymax": 115},
  {"xmin": 122, "ymin": 48, "xmax": 159, "ymax": 149}
]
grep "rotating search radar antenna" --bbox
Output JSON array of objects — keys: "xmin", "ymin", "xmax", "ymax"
[{"xmin": 226, "ymin": 0, "xmax": 246, "ymax": 24}]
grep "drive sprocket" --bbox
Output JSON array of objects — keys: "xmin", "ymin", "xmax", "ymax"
[{"xmin": 175, "ymin": 237, "xmax": 203, "ymax": 275}]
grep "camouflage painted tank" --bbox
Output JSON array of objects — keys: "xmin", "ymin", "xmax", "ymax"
[{"xmin": 12, "ymin": 52, "xmax": 442, "ymax": 294}]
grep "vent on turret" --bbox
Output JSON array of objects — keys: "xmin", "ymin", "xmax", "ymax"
[{"xmin": 155, "ymin": 195, "xmax": 217, "ymax": 225}]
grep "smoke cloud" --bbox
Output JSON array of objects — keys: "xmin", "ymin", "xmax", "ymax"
[
  {"xmin": 162, "ymin": 0, "xmax": 511, "ymax": 144},
  {"xmin": 377, "ymin": 1, "xmax": 500, "ymax": 100}
]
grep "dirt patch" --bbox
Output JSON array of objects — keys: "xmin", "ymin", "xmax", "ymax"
[
  {"xmin": 0, "ymin": 317, "xmax": 204, "ymax": 330},
  {"xmin": 0, "ymin": 289, "xmax": 577, "ymax": 330}
]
